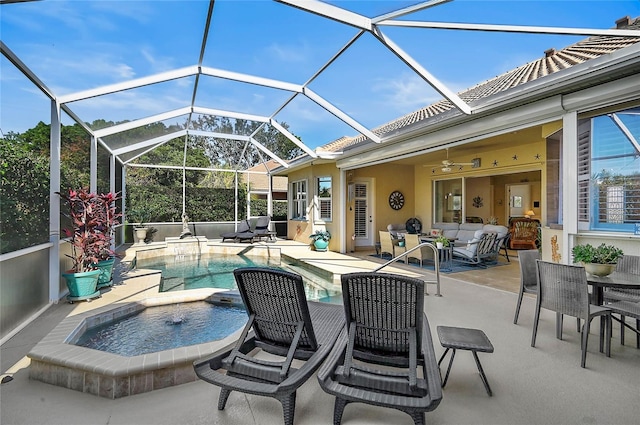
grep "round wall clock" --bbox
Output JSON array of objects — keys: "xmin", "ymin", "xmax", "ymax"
[{"xmin": 389, "ymin": 190, "xmax": 405, "ymax": 210}]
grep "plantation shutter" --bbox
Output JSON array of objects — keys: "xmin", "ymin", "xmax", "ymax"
[
  {"xmin": 354, "ymin": 183, "xmax": 367, "ymax": 238},
  {"xmin": 577, "ymin": 120, "xmax": 591, "ymax": 228}
]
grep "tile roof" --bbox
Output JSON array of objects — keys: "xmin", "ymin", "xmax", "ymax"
[{"xmin": 319, "ymin": 16, "xmax": 640, "ymax": 153}]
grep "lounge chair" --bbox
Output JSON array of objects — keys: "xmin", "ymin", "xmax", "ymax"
[
  {"xmin": 252, "ymin": 215, "xmax": 272, "ymax": 241},
  {"xmin": 220, "ymin": 220, "xmax": 254, "ymax": 242},
  {"xmin": 317, "ymin": 272, "xmax": 442, "ymax": 425},
  {"xmin": 193, "ymin": 267, "xmax": 344, "ymax": 425}
]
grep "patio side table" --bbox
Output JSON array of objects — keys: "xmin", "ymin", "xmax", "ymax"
[{"xmin": 436, "ymin": 325, "xmax": 494, "ymax": 396}]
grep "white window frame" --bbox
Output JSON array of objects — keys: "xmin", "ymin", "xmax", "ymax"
[
  {"xmin": 316, "ymin": 176, "xmax": 332, "ymax": 222},
  {"xmin": 577, "ymin": 106, "xmax": 640, "ymax": 233},
  {"xmin": 290, "ymin": 179, "xmax": 307, "ymax": 220}
]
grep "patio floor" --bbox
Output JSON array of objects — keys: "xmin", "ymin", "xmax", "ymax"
[{"xmin": 2, "ymin": 240, "xmax": 639, "ymax": 425}]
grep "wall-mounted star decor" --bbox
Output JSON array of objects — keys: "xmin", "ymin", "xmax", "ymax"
[
  {"xmin": 493, "ymin": 160, "xmax": 498, "ymax": 167},
  {"xmin": 458, "ymin": 165, "xmax": 464, "ymax": 170},
  {"xmin": 512, "ymin": 154, "xmax": 518, "ymax": 160},
  {"xmin": 535, "ymin": 153, "xmax": 541, "ymax": 160},
  {"xmin": 432, "ymin": 168, "xmax": 436, "ymax": 174}
]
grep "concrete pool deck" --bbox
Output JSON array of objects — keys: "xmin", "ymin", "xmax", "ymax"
[{"xmin": 2, "ymin": 239, "xmax": 639, "ymax": 424}]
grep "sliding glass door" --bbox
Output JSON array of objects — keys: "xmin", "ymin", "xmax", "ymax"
[{"xmin": 434, "ymin": 178, "xmax": 463, "ymax": 223}]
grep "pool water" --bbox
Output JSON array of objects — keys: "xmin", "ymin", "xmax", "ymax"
[
  {"xmin": 139, "ymin": 254, "xmax": 277, "ymax": 292},
  {"xmin": 75, "ymin": 301, "xmax": 247, "ymax": 356},
  {"xmin": 138, "ymin": 254, "xmax": 342, "ymax": 303}
]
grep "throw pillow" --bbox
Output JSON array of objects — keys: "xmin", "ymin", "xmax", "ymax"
[{"xmin": 466, "ymin": 230, "xmax": 485, "ymax": 254}]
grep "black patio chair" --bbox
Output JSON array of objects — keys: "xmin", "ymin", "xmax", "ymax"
[
  {"xmin": 531, "ymin": 260, "xmax": 612, "ymax": 368},
  {"xmin": 317, "ymin": 272, "xmax": 442, "ymax": 425},
  {"xmin": 252, "ymin": 215, "xmax": 272, "ymax": 241},
  {"xmin": 220, "ymin": 220, "xmax": 254, "ymax": 242},
  {"xmin": 193, "ymin": 267, "xmax": 344, "ymax": 425}
]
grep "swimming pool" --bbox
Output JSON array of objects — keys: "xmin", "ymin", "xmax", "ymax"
[{"xmin": 137, "ymin": 254, "xmax": 342, "ymax": 303}]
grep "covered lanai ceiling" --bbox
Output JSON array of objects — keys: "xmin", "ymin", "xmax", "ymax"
[{"xmin": 2, "ymin": 0, "xmax": 639, "ymax": 171}]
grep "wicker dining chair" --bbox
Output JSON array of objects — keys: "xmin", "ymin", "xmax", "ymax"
[
  {"xmin": 404, "ymin": 234, "xmax": 434, "ymax": 266},
  {"xmin": 531, "ymin": 260, "xmax": 612, "ymax": 368},
  {"xmin": 603, "ymin": 255, "xmax": 640, "ymax": 346},
  {"xmin": 317, "ymin": 272, "xmax": 442, "ymax": 425},
  {"xmin": 378, "ymin": 231, "xmax": 395, "ymax": 259},
  {"xmin": 193, "ymin": 267, "xmax": 344, "ymax": 425},
  {"xmin": 513, "ymin": 249, "xmax": 540, "ymax": 324}
]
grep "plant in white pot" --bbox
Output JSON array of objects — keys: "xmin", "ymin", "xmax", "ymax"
[
  {"xmin": 58, "ymin": 188, "xmax": 119, "ymax": 302},
  {"xmin": 433, "ymin": 235, "xmax": 450, "ymax": 250},
  {"xmin": 127, "ymin": 205, "xmax": 152, "ymax": 244},
  {"xmin": 572, "ymin": 243, "xmax": 624, "ymax": 277}
]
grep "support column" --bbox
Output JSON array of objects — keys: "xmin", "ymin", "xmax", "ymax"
[
  {"xmin": 49, "ymin": 100, "xmax": 61, "ymax": 303},
  {"xmin": 90, "ymin": 135, "xmax": 97, "ymax": 193},
  {"xmin": 121, "ymin": 166, "xmax": 127, "ymax": 245},
  {"xmin": 268, "ymin": 174, "xmax": 273, "ymax": 231},
  {"xmin": 562, "ymin": 111, "xmax": 578, "ymax": 265},
  {"xmin": 110, "ymin": 154, "xmax": 116, "ymax": 251}
]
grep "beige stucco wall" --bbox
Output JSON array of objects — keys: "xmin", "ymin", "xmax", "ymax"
[
  {"xmin": 285, "ymin": 162, "xmax": 342, "ymax": 251},
  {"xmin": 359, "ymin": 163, "xmax": 416, "ymax": 234}
]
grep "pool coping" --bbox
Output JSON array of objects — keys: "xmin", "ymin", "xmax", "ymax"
[
  {"xmin": 27, "ymin": 288, "xmax": 243, "ymax": 399},
  {"xmin": 26, "ymin": 240, "xmax": 347, "ymax": 399}
]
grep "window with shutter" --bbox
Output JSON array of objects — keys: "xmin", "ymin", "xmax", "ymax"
[
  {"xmin": 578, "ymin": 106, "xmax": 640, "ymax": 233},
  {"xmin": 317, "ymin": 176, "xmax": 332, "ymax": 221}
]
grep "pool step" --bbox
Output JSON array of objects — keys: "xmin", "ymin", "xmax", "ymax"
[{"xmin": 211, "ymin": 290, "xmax": 243, "ymax": 306}]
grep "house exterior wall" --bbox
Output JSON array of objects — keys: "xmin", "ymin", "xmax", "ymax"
[
  {"xmin": 357, "ymin": 163, "xmax": 416, "ymax": 235},
  {"xmin": 286, "ymin": 162, "xmax": 342, "ymax": 251},
  {"xmin": 282, "ymin": 73, "xmax": 640, "ymax": 257}
]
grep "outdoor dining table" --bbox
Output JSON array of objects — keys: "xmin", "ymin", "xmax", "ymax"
[{"xmin": 586, "ymin": 272, "xmax": 640, "ymax": 306}]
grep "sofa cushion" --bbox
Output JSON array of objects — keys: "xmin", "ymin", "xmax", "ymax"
[
  {"xmin": 483, "ymin": 224, "xmax": 509, "ymax": 239},
  {"xmin": 432, "ymin": 222, "xmax": 460, "ymax": 239},
  {"xmin": 457, "ymin": 223, "xmax": 483, "ymax": 243},
  {"xmin": 387, "ymin": 223, "xmax": 407, "ymax": 239}
]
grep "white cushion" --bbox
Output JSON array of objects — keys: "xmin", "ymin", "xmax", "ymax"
[{"xmin": 465, "ymin": 230, "xmax": 485, "ymax": 254}]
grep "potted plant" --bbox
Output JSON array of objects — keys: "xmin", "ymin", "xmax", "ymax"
[
  {"xmin": 127, "ymin": 205, "xmax": 152, "ymax": 244},
  {"xmin": 433, "ymin": 235, "xmax": 450, "ymax": 250},
  {"xmin": 572, "ymin": 243, "xmax": 624, "ymax": 277},
  {"xmin": 309, "ymin": 229, "xmax": 331, "ymax": 252},
  {"xmin": 93, "ymin": 191, "xmax": 121, "ymax": 288},
  {"xmin": 58, "ymin": 188, "xmax": 120, "ymax": 301}
]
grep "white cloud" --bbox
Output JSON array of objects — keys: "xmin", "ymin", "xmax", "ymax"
[
  {"xmin": 66, "ymin": 89, "xmax": 186, "ymax": 123},
  {"xmin": 265, "ymin": 42, "xmax": 309, "ymax": 63},
  {"xmin": 140, "ymin": 47, "xmax": 176, "ymax": 74},
  {"xmin": 371, "ymin": 73, "xmax": 442, "ymax": 112}
]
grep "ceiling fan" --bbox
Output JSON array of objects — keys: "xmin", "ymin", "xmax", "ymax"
[{"xmin": 423, "ymin": 148, "xmax": 480, "ymax": 172}]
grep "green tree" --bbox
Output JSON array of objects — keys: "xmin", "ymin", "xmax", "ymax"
[{"xmin": 0, "ymin": 138, "xmax": 50, "ymax": 253}]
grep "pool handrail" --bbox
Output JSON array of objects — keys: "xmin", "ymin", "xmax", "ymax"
[{"xmin": 373, "ymin": 242, "xmax": 442, "ymax": 297}]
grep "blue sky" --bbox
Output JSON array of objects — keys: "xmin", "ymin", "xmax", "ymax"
[{"xmin": 2, "ymin": 0, "xmax": 640, "ymax": 149}]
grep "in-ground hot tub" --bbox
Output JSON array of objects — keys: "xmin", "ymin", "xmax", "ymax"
[{"xmin": 28, "ymin": 290, "xmax": 245, "ymax": 399}]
